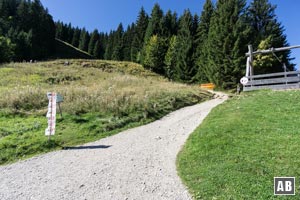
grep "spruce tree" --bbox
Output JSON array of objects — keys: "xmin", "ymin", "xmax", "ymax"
[
  {"xmin": 123, "ymin": 23, "xmax": 135, "ymax": 61},
  {"xmin": 164, "ymin": 35, "xmax": 177, "ymax": 79},
  {"xmin": 104, "ymin": 31, "xmax": 114, "ymax": 60},
  {"xmin": 93, "ymin": 40, "xmax": 103, "ymax": 59},
  {"xmin": 88, "ymin": 29, "xmax": 99, "ymax": 56},
  {"xmin": 204, "ymin": 0, "xmax": 248, "ymax": 88},
  {"xmin": 131, "ymin": 7, "xmax": 148, "ymax": 62},
  {"xmin": 173, "ymin": 9, "xmax": 195, "ymax": 82},
  {"xmin": 55, "ymin": 21, "xmax": 63, "ymax": 39},
  {"xmin": 98, "ymin": 33, "xmax": 106, "ymax": 59},
  {"xmin": 66, "ymin": 23, "xmax": 74, "ymax": 44},
  {"xmin": 194, "ymin": 0, "xmax": 214, "ymax": 83},
  {"xmin": 71, "ymin": 27, "xmax": 81, "ymax": 48},
  {"xmin": 0, "ymin": 36, "xmax": 14, "ymax": 62},
  {"xmin": 111, "ymin": 23, "xmax": 124, "ymax": 61},
  {"xmin": 79, "ymin": 28, "xmax": 90, "ymax": 52},
  {"xmin": 143, "ymin": 35, "xmax": 167, "ymax": 74},
  {"xmin": 141, "ymin": 3, "xmax": 164, "ymax": 64},
  {"xmin": 29, "ymin": 0, "xmax": 55, "ymax": 59},
  {"xmin": 16, "ymin": 0, "xmax": 30, "ymax": 31},
  {"xmin": 161, "ymin": 10, "xmax": 177, "ymax": 37},
  {"xmin": 143, "ymin": 3, "xmax": 164, "ymax": 43},
  {"xmin": 247, "ymin": 0, "xmax": 294, "ymax": 73}
]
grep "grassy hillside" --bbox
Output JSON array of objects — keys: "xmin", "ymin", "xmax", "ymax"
[
  {"xmin": 0, "ymin": 59, "xmax": 212, "ymax": 165},
  {"xmin": 177, "ymin": 90, "xmax": 300, "ymax": 199},
  {"xmin": 53, "ymin": 39, "xmax": 93, "ymax": 59}
]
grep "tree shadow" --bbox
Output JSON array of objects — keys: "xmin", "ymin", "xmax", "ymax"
[{"xmin": 62, "ymin": 145, "xmax": 111, "ymax": 150}]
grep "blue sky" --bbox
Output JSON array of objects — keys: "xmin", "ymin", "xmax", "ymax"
[{"xmin": 40, "ymin": 0, "xmax": 300, "ymax": 68}]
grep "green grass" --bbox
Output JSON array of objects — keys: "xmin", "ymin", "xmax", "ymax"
[
  {"xmin": 0, "ymin": 60, "xmax": 212, "ymax": 165},
  {"xmin": 177, "ymin": 90, "xmax": 300, "ymax": 199}
]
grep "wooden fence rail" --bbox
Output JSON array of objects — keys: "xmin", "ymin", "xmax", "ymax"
[{"xmin": 243, "ymin": 71, "xmax": 300, "ymax": 91}]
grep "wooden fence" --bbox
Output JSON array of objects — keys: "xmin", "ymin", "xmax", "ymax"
[{"xmin": 243, "ymin": 71, "xmax": 300, "ymax": 91}]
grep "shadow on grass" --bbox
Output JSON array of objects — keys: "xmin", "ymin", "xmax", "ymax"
[{"xmin": 62, "ymin": 145, "xmax": 112, "ymax": 150}]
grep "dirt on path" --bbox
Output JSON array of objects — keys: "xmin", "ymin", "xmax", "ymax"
[{"xmin": 0, "ymin": 93, "xmax": 227, "ymax": 200}]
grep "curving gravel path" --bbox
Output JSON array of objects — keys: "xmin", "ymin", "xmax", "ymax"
[{"xmin": 0, "ymin": 93, "xmax": 227, "ymax": 200}]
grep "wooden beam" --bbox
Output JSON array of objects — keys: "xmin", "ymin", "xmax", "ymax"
[
  {"xmin": 246, "ymin": 45, "xmax": 300, "ymax": 57},
  {"xmin": 246, "ymin": 71, "xmax": 300, "ymax": 79}
]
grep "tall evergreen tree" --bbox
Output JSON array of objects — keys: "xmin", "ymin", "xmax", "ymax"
[
  {"xmin": 88, "ymin": 29, "xmax": 99, "ymax": 56},
  {"xmin": 71, "ymin": 27, "xmax": 81, "ymax": 48},
  {"xmin": 161, "ymin": 10, "xmax": 178, "ymax": 37},
  {"xmin": 203, "ymin": 0, "xmax": 248, "ymax": 88},
  {"xmin": 131, "ymin": 7, "xmax": 148, "ymax": 62},
  {"xmin": 78, "ymin": 28, "xmax": 90, "ymax": 52},
  {"xmin": 246, "ymin": 0, "xmax": 294, "ymax": 73},
  {"xmin": 104, "ymin": 30, "xmax": 114, "ymax": 60},
  {"xmin": 93, "ymin": 39, "xmax": 104, "ymax": 59},
  {"xmin": 144, "ymin": 3, "xmax": 164, "ymax": 42},
  {"xmin": 111, "ymin": 23, "xmax": 124, "ymax": 61},
  {"xmin": 55, "ymin": 21, "xmax": 63, "ymax": 39},
  {"xmin": 143, "ymin": 35, "xmax": 167, "ymax": 74},
  {"xmin": 141, "ymin": 3, "xmax": 164, "ymax": 64},
  {"xmin": 66, "ymin": 23, "xmax": 74, "ymax": 44},
  {"xmin": 194, "ymin": 0, "xmax": 214, "ymax": 83},
  {"xmin": 16, "ymin": 0, "xmax": 30, "ymax": 31},
  {"xmin": 0, "ymin": 0, "xmax": 11, "ymax": 34},
  {"xmin": 29, "ymin": 0, "xmax": 55, "ymax": 59},
  {"xmin": 123, "ymin": 23, "xmax": 135, "ymax": 61},
  {"xmin": 0, "ymin": 36, "xmax": 15, "ymax": 63},
  {"xmin": 173, "ymin": 9, "xmax": 195, "ymax": 82},
  {"xmin": 164, "ymin": 35, "xmax": 177, "ymax": 79}
]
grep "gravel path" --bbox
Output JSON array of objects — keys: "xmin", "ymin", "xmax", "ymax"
[{"xmin": 0, "ymin": 93, "xmax": 227, "ymax": 200}]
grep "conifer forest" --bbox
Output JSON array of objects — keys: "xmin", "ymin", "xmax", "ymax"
[{"xmin": 0, "ymin": 0, "xmax": 293, "ymax": 89}]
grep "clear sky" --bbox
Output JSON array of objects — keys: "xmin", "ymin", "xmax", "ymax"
[{"xmin": 40, "ymin": 0, "xmax": 300, "ymax": 68}]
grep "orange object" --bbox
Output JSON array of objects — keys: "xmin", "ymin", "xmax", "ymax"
[{"xmin": 200, "ymin": 83, "xmax": 216, "ymax": 90}]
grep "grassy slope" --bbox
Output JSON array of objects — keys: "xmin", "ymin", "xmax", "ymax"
[
  {"xmin": 177, "ymin": 90, "xmax": 300, "ymax": 199},
  {"xmin": 0, "ymin": 60, "xmax": 212, "ymax": 165}
]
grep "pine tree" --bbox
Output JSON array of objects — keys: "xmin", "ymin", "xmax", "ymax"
[
  {"xmin": 55, "ymin": 21, "xmax": 63, "ymax": 39},
  {"xmin": 203, "ymin": 0, "xmax": 248, "ymax": 89},
  {"xmin": 141, "ymin": 3, "xmax": 164, "ymax": 64},
  {"xmin": 0, "ymin": 0, "xmax": 10, "ymax": 33},
  {"xmin": 143, "ymin": 35, "xmax": 167, "ymax": 74},
  {"xmin": 161, "ymin": 10, "xmax": 177, "ymax": 37},
  {"xmin": 12, "ymin": 30, "xmax": 32, "ymax": 61},
  {"xmin": 173, "ymin": 9, "xmax": 195, "ymax": 82},
  {"xmin": 144, "ymin": 3, "xmax": 164, "ymax": 42},
  {"xmin": 98, "ymin": 33, "xmax": 106, "ymax": 59},
  {"xmin": 71, "ymin": 27, "xmax": 81, "ymax": 48},
  {"xmin": 79, "ymin": 28, "xmax": 90, "ymax": 52},
  {"xmin": 104, "ymin": 31, "xmax": 114, "ymax": 60},
  {"xmin": 247, "ymin": 0, "xmax": 294, "ymax": 73},
  {"xmin": 88, "ymin": 29, "xmax": 99, "ymax": 56},
  {"xmin": 93, "ymin": 39, "xmax": 104, "ymax": 59},
  {"xmin": 16, "ymin": 0, "xmax": 30, "ymax": 31},
  {"xmin": 111, "ymin": 23, "xmax": 124, "ymax": 61},
  {"xmin": 164, "ymin": 35, "xmax": 177, "ymax": 79},
  {"xmin": 131, "ymin": 7, "xmax": 148, "ymax": 62},
  {"xmin": 0, "ymin": 36, "xmax": 15, "ymax": 62},
  {"xmin": 194, "ymin": 0, "xmax": 214, "ymax": 83},
  {"xmin": 66, "ymin": 23, "xmax": 74, "ymax": 44},
  {"xmin": 28, "ymin": 0, "xmax": 55, "ymax": 59},
  {"xmin": 123, "ymin": 23, "xmax": 135, "ymax": 61}
]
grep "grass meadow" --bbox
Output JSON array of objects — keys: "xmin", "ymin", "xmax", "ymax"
[
  {"xmin": 0, "ymin": 59, "xmax": 211, "ymax": 165},
  {"xmin": 177, "ymin": 90, "xmax": 300, "ymax": 199}
]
